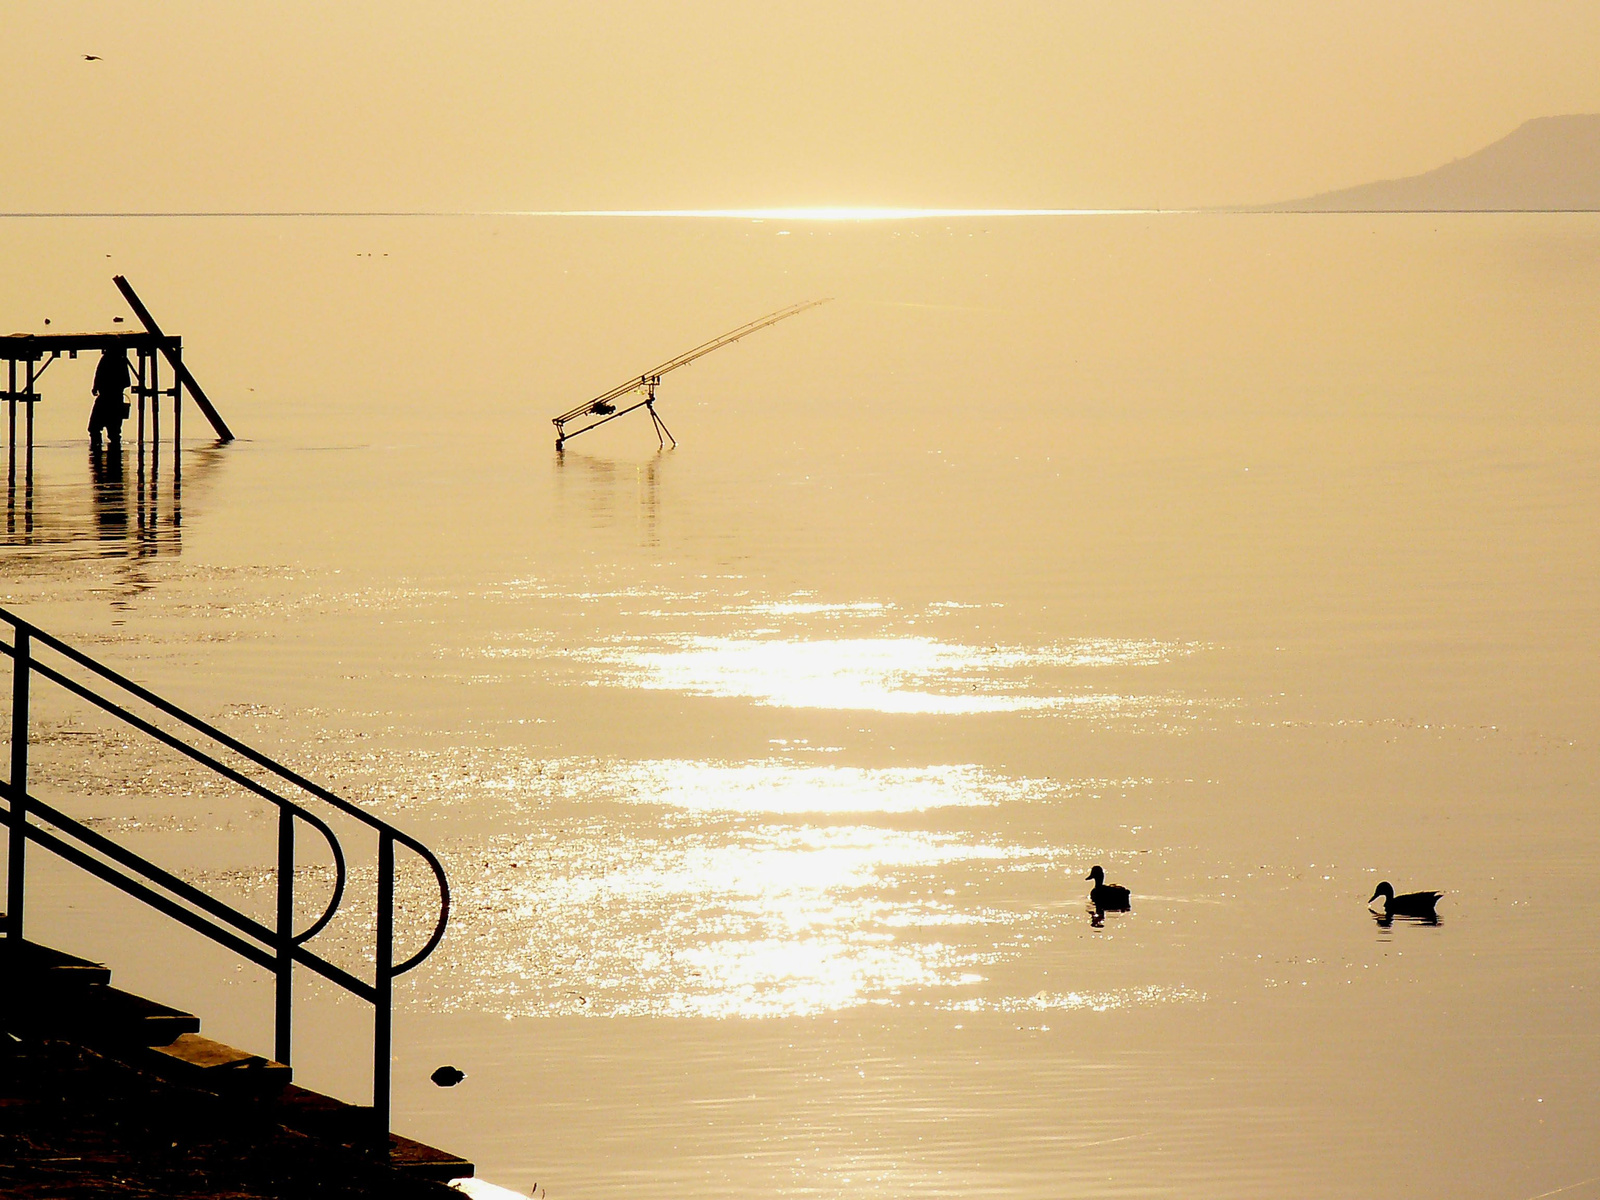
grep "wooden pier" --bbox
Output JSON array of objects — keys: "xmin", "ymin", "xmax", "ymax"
[{"xmin": 1, "ymin": 276, "xmax": 234, "ymax": 488}]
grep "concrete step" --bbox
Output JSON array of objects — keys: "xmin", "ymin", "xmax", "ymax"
[
  {"xmin": 388, "ymin": 1131, "xmax": 476, "ymax": 1184},
  {"xmin": 137, "ymin": 1031, "xmax": 293, "ymax": 1096},
  {"xmin": 2, "ymin": 979, "xmax": 201, "ymax": 1047},
  {"xmin": 80, "ymin": 985, "xmax": 203, "ymax": 1047},
  {"xmin": 0, "ymin": 937, "xmax": 199, "ymax": 1048},
  {"xmin": 0, "ymin": 934, "xmax": 475, "ymax": 1184},
  {"xmin": 0, "ymin": 936, "xmax": 113, "ymax": 988},
  {"xmin": 0, "ymin": 1034, "xmax": 470, "ymax": 1198},
  {"xmin": 274, "ymin": 1085, "xmax": 475, "ymax": 1182}
]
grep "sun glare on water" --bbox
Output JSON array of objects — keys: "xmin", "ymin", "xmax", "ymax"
[{"xmin": 522, "ymin": 207, "xmax": 1166, "ymax": 220}]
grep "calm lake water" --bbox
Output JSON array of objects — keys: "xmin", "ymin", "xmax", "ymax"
[{"xmin": 3, "ymin": 213, "xmax": 1599, "ymax": 1198}]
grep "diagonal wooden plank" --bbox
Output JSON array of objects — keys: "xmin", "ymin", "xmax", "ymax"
[{"xmin": 113, "ymin": 275, "xmax": 235, "ymax": 442}]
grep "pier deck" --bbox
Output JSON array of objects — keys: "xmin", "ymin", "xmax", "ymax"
[{"xmin": 0, "ymin": 331, "xmax": 168, "ymax": 358}]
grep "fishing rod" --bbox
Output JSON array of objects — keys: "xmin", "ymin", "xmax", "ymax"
[{"xmin": 552, "ymin": 298, "xmax": 830, "ymax": 450}]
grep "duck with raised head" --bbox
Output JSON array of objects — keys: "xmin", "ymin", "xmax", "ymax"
[
  {"xmin": 1085, "ymin": 865, "xmax": 1131, "ymax": 911},
  {"xmin": 1367, "ymin": 881, "xmax": 1443, "ymax": 918}
]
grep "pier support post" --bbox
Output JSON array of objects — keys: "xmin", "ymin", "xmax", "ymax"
[
  {"xmin": 150, "ymin": 351, "xmax": 160, "ymax": 477},
  {"xmin": 23, "ymin": 360, "xmax": 33, "ymax": 484},
  {"xmin": 136, "ymin": 349, "xmax": 147, "ymax": 469},
  {"xmin": 171, "ymin": 340, "xmax": 182, "ymax": 482},
  {"xmin": 6, "ymin": 360, "xmax": 14, "ymax": 486},
  {"xmin": 7, "ymin": 627, "xmax": 29, "ymax": 943}
]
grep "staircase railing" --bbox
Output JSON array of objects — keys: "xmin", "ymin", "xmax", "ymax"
[{"xmin": 0, "ymin": 605, "xmax": 449, "ymax": 1138}]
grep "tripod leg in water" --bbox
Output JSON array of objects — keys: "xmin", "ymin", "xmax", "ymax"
[{"xmin": 647, "ymin": 402, "xmax": 677, "ymax": 449}]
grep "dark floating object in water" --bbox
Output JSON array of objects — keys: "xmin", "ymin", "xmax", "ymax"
[
  {"xmin": 1086, "ymin": 864, "xmax": 1131, "ymax": 911},
  {"xmin": 1368, "ymin": 881, "xmax": 1443, "ymax": 918},
  {"xmin": 430, "ymin": 1065, "xmax": 466, "ymax": 1087}
]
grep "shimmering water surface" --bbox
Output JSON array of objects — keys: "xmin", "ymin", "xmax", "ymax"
[{"xmin": 3, "ymin": 214, "xmax": 1599, "ymax": 1198}]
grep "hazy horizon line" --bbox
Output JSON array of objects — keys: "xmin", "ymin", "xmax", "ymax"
[
  {"xmin": 1, "ymin": 207, "xmax": 1596, "ymax": 219},
  {"xmin": 0, "ymin": 208, "xmax": 1181, "ymax": 220}
]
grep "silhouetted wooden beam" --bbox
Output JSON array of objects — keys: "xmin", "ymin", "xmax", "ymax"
[
  {"xmin": 0, "ymin": 332, "xmax": 164, "ymax": 358},
  {"xmin": 113, "ymin": 276, "xmax": 234, "ymax": 442}
]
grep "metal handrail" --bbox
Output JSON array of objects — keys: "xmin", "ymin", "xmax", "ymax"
[
  {"xmin": 0, "ymin": 605, "xmax": 450, "ymax": 1137},
  {"xmin": 11, "ymin": 647, "xmax": 352, "ymax": 944}
]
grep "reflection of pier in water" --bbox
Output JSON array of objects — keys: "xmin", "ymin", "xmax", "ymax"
[
  {"xmin": 555, "ymin": 450, "xmax": 665, "ymax": 546},
  {"xmin": 3, "ymin": 442, "xmax": 224, "ymax": 586}
]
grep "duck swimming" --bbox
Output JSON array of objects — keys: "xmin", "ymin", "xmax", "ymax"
[
  {"xmin": 1368, "ymin": 881, "xmax": 1443, "ymax": 918},
  {"xmin": 1086, "ymin": 865, "xmax": 1131, "ymax": 911}
]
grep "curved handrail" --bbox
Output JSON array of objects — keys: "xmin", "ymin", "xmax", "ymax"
[
  {"xmin": 391, "ymin": 837, "xmax": 450, "ymax": 975},
  {"xmin": 0, "ymin": 607, "xmax": 447, "ymax": 958},
  {"xmin": 0, "ymin": 640, "xmax": 349, "ymax": 943},
  {"xmin": 288, "ymin": 807, "xmax": 347, "ymax": 945}
]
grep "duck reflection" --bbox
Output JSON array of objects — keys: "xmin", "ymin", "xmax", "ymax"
[{"xmin": 1373, "ymin": 910, "xmax": 1442, "ymax": 929}]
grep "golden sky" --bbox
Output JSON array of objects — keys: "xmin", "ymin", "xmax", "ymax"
[{"xmin": 5, "ymin": 1, "xmax": 1600, "ymax": 211}]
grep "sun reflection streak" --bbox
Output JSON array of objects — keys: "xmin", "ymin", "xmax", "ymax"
[
  {"xmin": 435, "ymin": 824, "xmax": 1022, "ymax": 1018},
  {"xmin": 574, "ymin": 635, "xmax": 1192, "ymax": 715},
  {"xmin": 264, "ymin": 731, "xmax": 1192, "ymax": 1021},
  {"xmin": 944, "ymin": 986, "xmax": 1206, "ymax": 1014},
  {"xmin": 607, "ymin": 760, "xmax": 1049, "ymax": 814},
  {"xmin": 414, "ymin": 804, "xmax": 1191, "ymax": 1020}
]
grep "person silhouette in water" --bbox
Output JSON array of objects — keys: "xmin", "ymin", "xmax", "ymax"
[{"xmin": 89, "ymin": 349, "xmax": 131, "ymax": 451}]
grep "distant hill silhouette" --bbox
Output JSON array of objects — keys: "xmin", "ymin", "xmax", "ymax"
[{"xmin": 1262, "ymin": 115, "xmax": 1600, "ymax": 211}]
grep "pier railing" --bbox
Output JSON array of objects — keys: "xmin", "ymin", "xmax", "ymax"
[{"xmin": 0, "ymin": 605, "xmax": 449, "ymax": 1137}]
